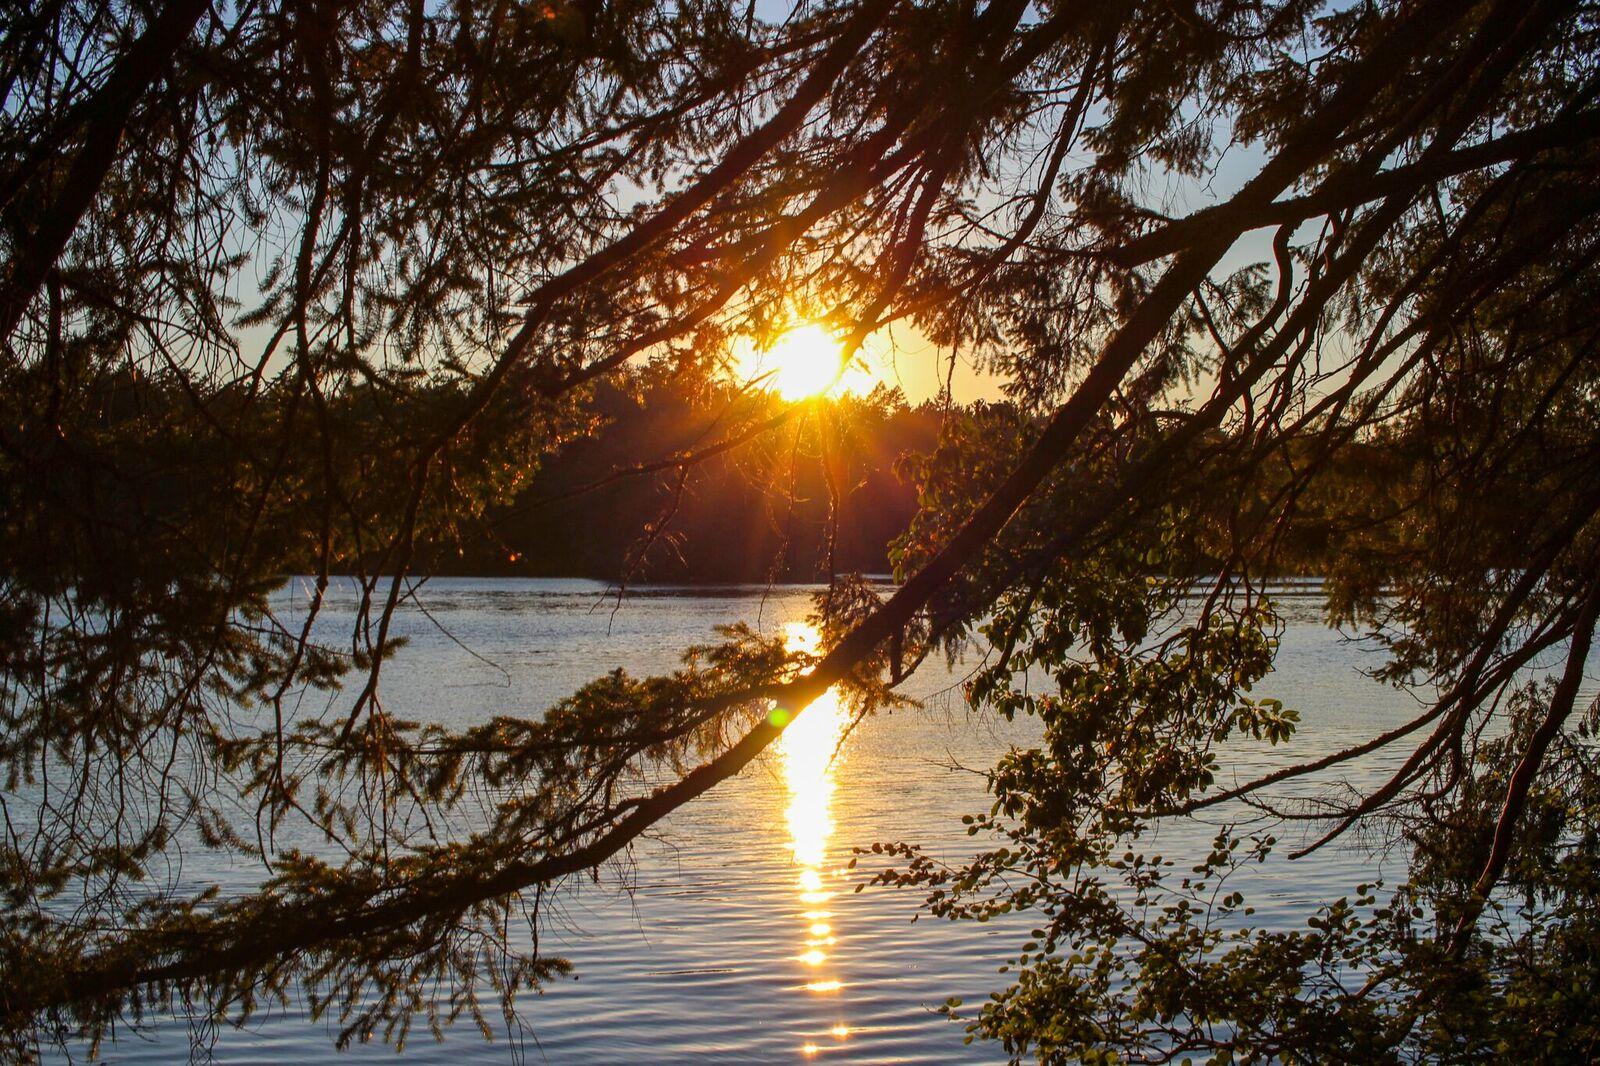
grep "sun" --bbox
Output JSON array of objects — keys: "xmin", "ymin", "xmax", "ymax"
[
  {"xmin": 736, "ymin": 322, "xmax": 880, "ymax": 400},
  {"xmin": 761, "ymin": 325, "xmax": 847, "ymax": 401}
]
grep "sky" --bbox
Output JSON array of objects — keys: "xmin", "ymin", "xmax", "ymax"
[
  {"xmin": 219, "ymin": 6, "xmax": 1298, "ymax": 412},
  {"xmin": 829, "ymin": 135, "xmax": 1282, "ymax": 407}
]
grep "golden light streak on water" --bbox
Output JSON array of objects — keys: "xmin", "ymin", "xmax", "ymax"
[{"xmin": 776, "ymin": 620, "xmax": 852, "ymax": 1052}]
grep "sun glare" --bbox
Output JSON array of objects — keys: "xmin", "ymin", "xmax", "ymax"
[
  {"xmin": 762, "ymin": 325, "xmax": 847, "ymax": 400},
  {"xmin": 775, "ymin": 619, "xmax": 855, "ymax": 1047}
]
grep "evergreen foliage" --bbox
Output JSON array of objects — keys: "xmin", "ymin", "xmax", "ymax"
[{"xmin": 2, "ymin": 0, "xmax": 1600, "ymax": 1061}]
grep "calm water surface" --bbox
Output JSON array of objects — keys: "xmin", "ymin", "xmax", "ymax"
[{"xmin": 65, "ymin": 579, "xmax": 1512, "ymax": 1063}]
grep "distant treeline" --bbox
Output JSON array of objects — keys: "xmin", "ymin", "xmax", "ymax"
[
  {"xmin": 39, "ymin": 367, "xmax": 1459, "ymax": 587},
  {"xmin": 438, "ymin": 378, "xmax": 947, "ymax": 582}
]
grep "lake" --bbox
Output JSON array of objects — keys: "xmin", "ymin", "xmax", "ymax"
[{"xmin": 46, "ymin": 578, "xmax": 1516, "ymax": 1063}]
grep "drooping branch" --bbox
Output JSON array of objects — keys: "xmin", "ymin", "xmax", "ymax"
[
  {"xmin": 1449, "ymin": 574, "xmax": 1600, "ymax": 949},
  {"xmin": 22, "ymin": 8, "xmax": 1476, "ymax": 1011},
  {"xmin": 0, "ymin": 0, "xmax": 211, "ymax": 350},
  {"xmin": 1110, "ymin": 105, "xmax": 1600, "ymax": 269}
]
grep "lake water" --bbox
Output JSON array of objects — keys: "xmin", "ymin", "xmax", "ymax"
[{"xmin": 47, "ymin": 578, "xmax": 1560, "ymax": 1063}]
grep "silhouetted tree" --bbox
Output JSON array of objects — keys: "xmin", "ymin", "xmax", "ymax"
[
  {"xmin": 3, "ymin": 0, "xmax": 1600, "ymax": 1062},
  {"xmin": 461, "ymin": 374, "xmax": 939, "ymax": 580}
]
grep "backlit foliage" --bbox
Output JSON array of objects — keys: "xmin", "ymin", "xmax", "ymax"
[{"xmin": 2, "ymin": 0, "xmax": 1600, "ymax": 1061}]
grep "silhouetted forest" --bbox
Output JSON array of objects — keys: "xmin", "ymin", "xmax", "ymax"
[
  {"xmin": 10, "ymin": 2, "xmax": 1600, "ymax": 1052},
  {"xmin": 448, "ymin": 379, "xmax": 946, "ymax": 581},
  {"xmin": 51, "ymin": 366, "xmax": 1529, "ymax": 586}
]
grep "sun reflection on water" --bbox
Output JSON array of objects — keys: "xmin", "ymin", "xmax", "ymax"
[{"xmin": 776, "ymin": 620, "xmax": 852, "ymax": 1051}]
